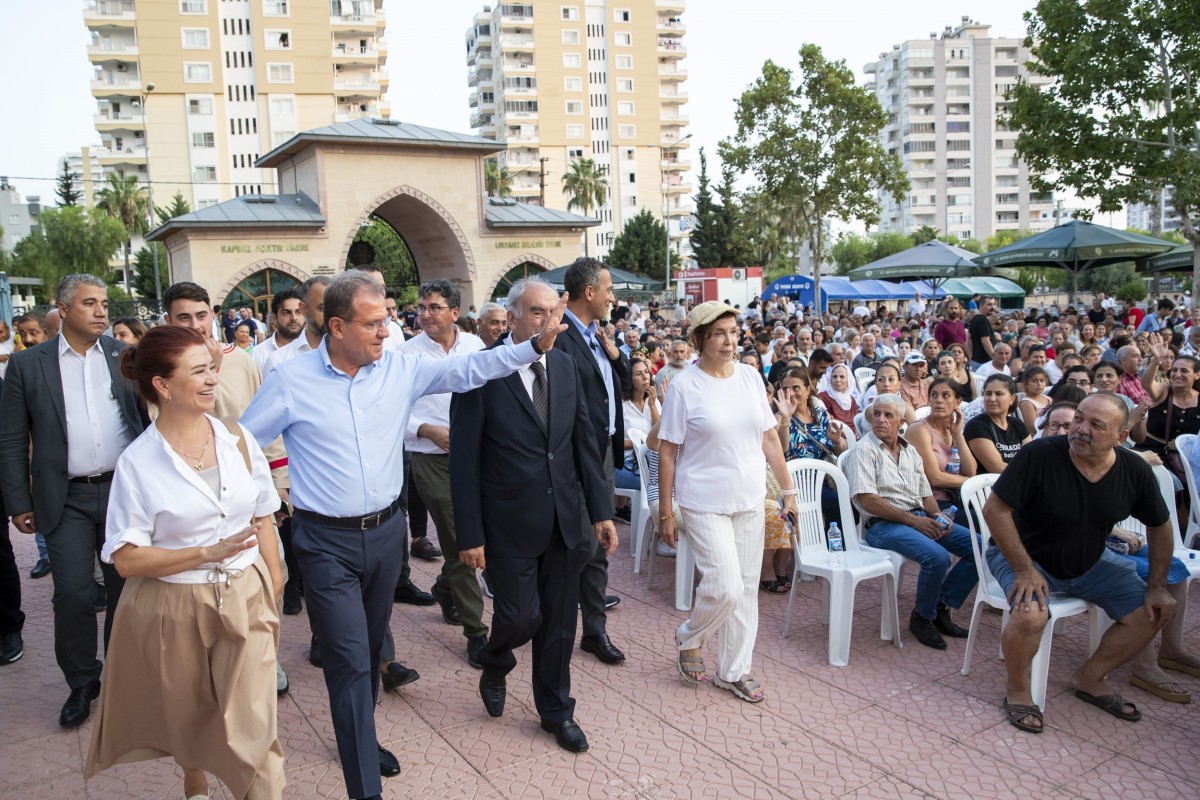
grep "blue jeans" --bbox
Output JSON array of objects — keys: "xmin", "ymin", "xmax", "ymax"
[
  {"xmin": 614, "ymin": 467, "xmax": 640, "ymax": 491},
  {"xmin": 865, "ymin": 513, "xmax": 978, "ymax": 620},
  {"xmin": 35, "ymin": 532, "xmax": 48, "ymax": 561}
]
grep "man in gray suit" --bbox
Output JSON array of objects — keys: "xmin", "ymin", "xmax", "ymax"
[{"xmin": 0, "ymin": 274, "xmax": 146, "ymax": 728}]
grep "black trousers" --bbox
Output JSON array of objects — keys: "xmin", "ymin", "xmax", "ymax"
[
  {"xmin": 0, "ymin": 487, "xmax": 23, "ymax": 637},
  {"xmin": 398, "ymin": 453, "xmax": 429, "ymax": 585},
  {"xmin": 578, "ymin": 442, "xmax": 614, "ymax": 638},
  {"xmin": 291, "ymin": 511, "xmax": 404, "ymax": 800},
  {"xmin": 45, "ymin": 482, "xmax": 124, "ymax": 688},
  {"xmin": 480, "ymin": 521, "xmax": 590, "ymax": 724}
]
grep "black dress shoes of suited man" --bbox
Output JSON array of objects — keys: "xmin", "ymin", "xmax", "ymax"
[
  {"xmin": 580, "ymin": 633, "xmax": 625, "ymax": 664},
  {"xmin": 377, "ymin": 744, "xmax": 400, "ymax": 776},
  {"xmin": 60, "ymin": 678, "xmax": 101, "ymax": 728},
  {"xmin": 540, "ymin": 719, "xmax": 590, "ymax": 753},
  {"xmin": 478, "ymin": 673, "xmax": 590, "ymax": 753}
]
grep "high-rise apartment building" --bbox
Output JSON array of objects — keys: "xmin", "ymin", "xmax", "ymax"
[
  {"xmin": 60, "ymin": 148, "xmax": 109, "ymax": 209},
  {"xmin": 84, "ymin": 0, "xmax": 388, "ymax": 210},
  {"xmin": 465, "ymin": 1, "xmax": 691, "ymax": 258},
  {"xmin": 1128, "ymin": 188, "xmax": 1181, "ymax": 235},
  {"xmin": 865, "ymin": 17, "xmax": 1055, "ymax": 243}
]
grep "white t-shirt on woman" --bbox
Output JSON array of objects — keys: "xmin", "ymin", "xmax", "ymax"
[
  {"xmin": 621, "ymin": 397, "xmax": 654, "ymax": 464},
  {"xmin": 658, "ymin": 362, "xmax": 775, "ymax": 514}
]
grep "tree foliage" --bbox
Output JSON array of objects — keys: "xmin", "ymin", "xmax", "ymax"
[
  {"xmin": 911, "ymin": 225, "xmax": 940, "ymax": 245},
  {"xmin": 483, "ymin": 159, "xmax": 513, "ymax": 198},
  {"xmin": 607, "ymin": 209, "xmax": 677, "ymax": 280},
  {"xmin": 154, "ymin": 192, "xmax": 191, "ymax": 225},
  {"xmin": 346, "ymin": 217, "xmax": 418, "ymax": 289},
  {"xmin": 560, "ymin": 159, "xmax": 608, "ymax": 255},
  {"xmin": 55, "ymin": 159, "xmax": 81, "ymax": 207},
  {"xmin": 721, "ymin": 44, "xmax": 909, "ymax": 304},
  {"xmin": 689, "ymin": 148, "xmax": 722, "ymax": 269},
  {"xmin": 96, "ymin": 173, "xmax": 148, "ymax": 295},
  {"xmin": 1116, "ymin": 278, "xmax": 1150, "ymax": 303},
  {"xmin": 984, "ymin": 228, "xmax": 1037, "ymax": 252},
  {"xmin": 713, "ymin": 162, "xmax": 753, "ymax": 268},
  {"xmin": 9, "ymin": 206, "xmax": 126, "ymax": 302},
  {"xmin": 1007, "ymin": 0, "xmax": 1200, "ymax": 295},
  {"xmin": 133, "ymin": 243, "xmax": 168, "ymax": 300}
]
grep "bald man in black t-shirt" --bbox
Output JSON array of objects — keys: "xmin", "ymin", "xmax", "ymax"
[{"xmin": 982, "ymin": 394, "xmax": 1176, "ymax": 733}]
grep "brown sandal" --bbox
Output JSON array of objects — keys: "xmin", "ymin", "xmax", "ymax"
[
  {"xmin": 677, "ymin": 648, "xmax": 704, "ymax": 685},
  {"xmin": 1002, "ymin": 698, "xmax": 1044, "ymax": 734},
  {"xmin": 712, "ymin": 675, "xmax": 765, "ymax": 703}
]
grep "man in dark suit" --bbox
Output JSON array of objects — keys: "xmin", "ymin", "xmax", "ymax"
[
  {"xmin": 0, "ymin": 274, "xmax": 146, "ymax": 727},
  {"xmin": 0, "ymin": 373, "xmax": 24, "ymax": 666},
  {"xmin": 555, "ymin": 257, "xmax": 629, "ymax": 665},
  {"xmin": 451, "ymin": 277, "xmax": 617, "ymax": 753}
]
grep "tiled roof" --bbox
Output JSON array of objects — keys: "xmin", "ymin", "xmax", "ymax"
[{"xmin": 146, "ymin": 193, "xmax": 324, "ymax": 241}]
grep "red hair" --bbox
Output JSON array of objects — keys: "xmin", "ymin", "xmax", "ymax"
[{"xmin": 119, "ymin": 325, "xmax": 207, "ymax": 404}]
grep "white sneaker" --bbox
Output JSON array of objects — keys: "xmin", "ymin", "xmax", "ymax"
[
  {"xmin": 655, "ymin": 541, "xmax": 677, "ymax": 557},
  {"xmin": 276, "ymin": 662, "xmax": 289, "ymax": 695}
]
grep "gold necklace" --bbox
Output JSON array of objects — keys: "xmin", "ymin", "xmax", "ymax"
[{"xmin": 171, "ymin": 429, "xmax": 211, "ymax": 471}]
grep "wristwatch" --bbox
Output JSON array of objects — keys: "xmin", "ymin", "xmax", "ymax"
[{"xmin": 530, "ymin": 333, "xmax": 544, "ymax": 355}]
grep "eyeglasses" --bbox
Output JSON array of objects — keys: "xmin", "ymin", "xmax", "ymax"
[
  {"xmin": 1065, "ymin": 378, "xmax": 1092, "ymax": 387},
  {"xmin": 346, "ymin": 318, "xmax": 389, "ymax": 333},
  {"xmin": 417, "ymin": 304, "xmax": 449, "ymax": 316}
]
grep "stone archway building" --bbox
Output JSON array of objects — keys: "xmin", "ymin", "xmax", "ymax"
[{"xmin": 148, "ymin": 118, "xmax": 598, "ymax": 309}]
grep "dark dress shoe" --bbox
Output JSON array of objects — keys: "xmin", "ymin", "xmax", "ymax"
[
  {"xmin": 613, "ymin": 505, "xmax": 632, "ymax": 522},
  {"xmin": 393, "ymin": 579, "xmax": 436, "ymax": 606},
  {"xmin": 377, "ymin": 744, "xmax": 400, "ymax": 777},
  {"xmin": 909, "ymin": 611, "xmax": 948, "ymax": 650},
  {"xmin": 434, "ymin": 588, "xmax": 462, "ymax": 626},
  {"xmin": 0, "ymin": 631, "xmax": 23, "ymax": 665},
  {"xmin": 309, "ymin": 635, "xmax": 323, "ymax": 668},
  {"xmin": 410, "ymin": 537, "xmax": 442, "ymax": 560},
  {"xmin": 934, "ymin": 605, "xmax": 969, "ymax": 638},
  {"xmin": 30, "ymin": 558, "xmax": 50, "ymax": 579},
  {"xmin": 479, "ymin": 673, "xmax": 506, "ymax": 717},
  {"xmin": 282, "ymin": 585, "xmax": 303, "ymax": 615},
  {"xmin": 540, "ymin": 718, "xmax": 589, "ymax": 753},
  {"xmin": 467, "ymin": 634, "xmax": 488, "ymax": 669},
  {"xmin": 381, "ymin": 661, "xmax": 420, "ymax": 693},
  {"xmin": 580, "ymin": 634, "xmax": 625, "ymax": 664},
  {"xmin": 93, "ymin": 582, "xmax": 107, "ymax": 613},
  {"xmin": 60, "ymin": 680, "xmax": 101, "ymax": 728},
  {"xmin": 604, "ymin": 595, "xmax": 621, "ymax": 610}
]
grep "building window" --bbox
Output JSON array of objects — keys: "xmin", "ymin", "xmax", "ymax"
[
  {"xmin": 181, "ymin": 28, "xmax": 209, "ymax": 49},
  {"xmin": 568, "ymin": 147, "xmax": 584, "ymax": 160},
  {"xmin": 267, "ymin": 63, "xmax": 294, "ymax": 83},
  {"xmin": 273, "ymin": 131, "xmax": 296, "ymax": 146},
  {"xmin": 563, "ymin": 53, "xmax": 581, "ymax": 68},
  {"xmin": 615, "ymin": 54, "xmax": 633, "ymax": 69},
  {"xmin": 622, "ymin": 195, "xmax": 637, "ymax": 206},
  {"xmin": 614, "ymin": 32, "xmax": 632, "ymax": 46},
  {"xmin": 269, "ymin": 95, "xmax": 295, "ymax": 114},
  {"xmin": 263, "ymin": 0, "xmax": 288, "ymax": 15},
  {"xmin": 618, "ymin": 124, "xmax": 636, "ymax": 138},
  {"xmin": 566, "ymin": 124, "xmax": 584, "ymax": 139},
  {"xmin": 617, "ymin": 101, "xmax": 635, "ymax": 115},
  {"xmin": 193, "ymin": 166, "xmax": 217, "ymax": 182},
  {"xmin": 614, "ymin": 9, "xmax": 631, "ymax": 22},
  {"xmin": 562, "ymin": 30, "xmax": 580, "ymax": 45},
  {"xmin": 265, "ymin": 30, "xmax": 291, "ymax": 50},
  {"xmin": 183, "ymin": 62, "xmax": 212, "ymax": 82},
  {"xmin": 180, "ymin": 0, "xmax": 206, "ymax": 13},
  {"xmin": 616, "ymin": 78, "xmax": 634, "ymax": 92},
  {"xmin": 191, "ymin": 132, "xmax": 215, "ymax": 148},
  {"xmin": 565, "ymin": 100, "xmax": 584, "ymax": 115},
  {"xmin": 561, "ymin": 6, "xmax": 578, "ymax": 21},
  {"xmin": 564, "ymin": 76, "xmax": 582, "ymax": 91},
  {"xmin": 188, "ymin": 97, "xmax": 213, "ymax": 115}
]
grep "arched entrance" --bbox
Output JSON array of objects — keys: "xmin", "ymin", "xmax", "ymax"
[
  {"xmin": 219, "ymin": 263, "xmax": 303, "ymax": 320},
  {"xmin": 491, "ymin": 262, "xmax": 547, "ymax": 300}
]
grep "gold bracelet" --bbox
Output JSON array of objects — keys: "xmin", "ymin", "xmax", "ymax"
[{"xmin": 659, "ymin": 513, "xmax": 675, "ymax": 522}]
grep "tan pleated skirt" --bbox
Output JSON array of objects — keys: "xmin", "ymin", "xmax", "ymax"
[{"xmin": 85, "ymin": 557, "xmax": 285, "ymax": 800}]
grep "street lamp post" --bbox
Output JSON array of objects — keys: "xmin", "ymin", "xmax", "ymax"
[
  {"xmin": 660, "ymin": 132, "xmax": 692, "ymax": 303},
  {"xmin": 139, "ymin": 83, "xmax": 162, "ymax": 315}
]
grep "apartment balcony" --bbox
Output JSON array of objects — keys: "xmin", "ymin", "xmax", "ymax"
[
  {"xmin": 498, "ymin": 8, "xmax": 535, "ymax": 29},
  {"xmin": 663, "ymin": 179, "xmax": 692, "ymax": 195},
  {"xmin": 505, "ymin": 129, "xmax": 539, "ymax": 145},
  {"xmin": 659, "ymin": 86, "xmax": 687, "ymax": 103},
  {"xmin": 334, "ymin": 102, "xmax": 380, "ymax": 123},
  {"xmin": 499, "ymin": 34, "xmax": 535, "ymax": 53},
  {"xmin": 660, "ymin": 111, "xmax": 689, "ymax": 127},
  {"xmin": 657, "ymin": 17, "xmax": 685, "ymax": 36},
  {"xmin": 661, "ymin": 157, "xmax": 690, "ymax": 171},
  {"xmin": 656, "ymin": 0, "xmax": 686, "ymax": 11},
  {"xmin": 333, "ymin": 42, "xmax": 382, "ymax": 65},
  {"xmin": 510, "ymin": 185, "xmax": 541, "ymax": 199},
  {"xmin": 500, "ymin": 60, "xmax": 536, "ymax": 73},
  {"xmin": 91, "ymin": 74, "xmax": 141, "ymax": 94},
  {"xmin": 83, "ymin": 0, "xmax": 135, "ymax": 27},
  {"xmin": 87, "ymin": 41, "xmax": 138, "ymax": 60},
  {"xmin": 658, "ymin": 64, "xmax": 687, "ymax": 81},
  {"xmin": 333, "ymin": 72, "xmax": 383, "ymax": 95},
  {"xmin": 502, "ymin": 109, "xmax": 538, "ymax": 122},
  {"xmin": 504, "ymin": 156, "xmax": 541, "ymax": 172},
  {"xmin": 657, "ymin": 39, "xmax": 686, "ymax": 58},
  {"xmin": 93, "ymin": 110, "xmax": 144, "ymax": 130},
  {"xmin": 470, "ymin": 111, "xmax": 494, "ymax": 128},
  {"xmin": 330, "ymin": 12, "xmax": 378, "ymax": 33},
  {"xmin": 468, "ymin": 63, "xmax": 494, "ymax": 87},
  {"xmin": 94, "ymin": 145, "xmax": 147, "ymax": 166}
]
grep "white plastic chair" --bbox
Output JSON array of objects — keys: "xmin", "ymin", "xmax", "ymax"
[
  {"xmin": 854, "ymin": 366, "xmax": 877, "ymax": 393},
  {"xmin": 784, "ymin": 458, "xmax": 902, "ymax": 666},
  {"xmin": 913, "ymin": 405, "xmax": 932, "ymax": 420},
  {"xmin": 972, "ymin": 372, "xmax": 986, "ymax": 397},
  {"xmin": 959, "ymin": 474, "xmax": 1097, "ymax": 712},
  {"xmin": 1173, "ymin": 433, "xmax": 1200, "ymax": 548},
  {"xmin": 634, "ymin": 441, "xmax": 697, "ymax": 611},
  {"xmin": 619, "ymin": 429, "xmax": 650, "ymax": 564}
]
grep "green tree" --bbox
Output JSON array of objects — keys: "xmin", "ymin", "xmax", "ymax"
[
  {"xmin": 154, "ymin": 192, "xmax": 191, "ymax": 224},
  {"xmin": 55, "ymin": 159, "xmax": 81, "ymax": 207},
  {"xmin": 714, "ymin": 162, "xmax": 752, "ymax": 267},
  {"xmin": 831, "ymin": 232, "xmax": 873, "ymax": 275},
  {"xmin": 607, "ymin": 209, "xmax": 677, "ymax": 280},
  {"xmin": 483, "ymin": 159, "xmax": 513, "ymax": 198},
  {"xmin": 9, "ymin": 206, "xmax": 126, "ymax": 301},
  {"xmin": 96, "ymin": 174, "xmax": 148, "ymax": 297},
  {"xmin": 346, "ymin": 217, "xmax": 418, "ymax": 289},
  {"xmin": 689, "ymin": 148, "xmax": 723, "ymax": 269},
  {"xmin": 560, "ymin": 158, "xmax": 608, "ymax": 256},
  {"xmin": 132, "ymin": 243, "xmax": 169, "ymax": 300},
  {"xmin": 984, "ymin": 228, "xmax": 1036, "ymax": 252},
  {"xmin": 868, "ymin": 232, "xmax": 914, "ymax": 263},
  {"xmin": 1072, "ymin": 262, "xmax": 1139, "ymax": 296},
  {"xmin": 911, "ymin": 225, "xmax": 940, "ymax": 245},
  {"xmin": 1006, "ymin": 0, "xmax": 1200, "ymax": 294},
  {"xmin": 1116, "ymin": 278, "xmax": 1149, "ymax": 304},
  {"xmin": 1013, "ymin": 267, "xmax": 1042, "ymax": 296},
  {"xmin": 944, "ymin": 235, "xmax": 984, "ymax": 254},
  {"xmin": 721, "ymin": 44, "xmax": 909, "ymax": 306}
]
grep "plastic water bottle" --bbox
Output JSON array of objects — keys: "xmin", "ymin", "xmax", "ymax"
[
  {"xmin": 938, "ymin": 505, "xmax": 958, "ymax": 531},
  {"xmin": 827, "ymin": 522, "xmax": 845, "ymax": 552},
  {"xmin": 947, "ymin": 448, "xmax": 961, "ymax": 475}
]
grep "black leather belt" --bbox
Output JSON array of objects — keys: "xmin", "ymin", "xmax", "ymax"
[
  {"xmin": 294, "ymin": 497, "xmax": 403, "ymax": 530},
  {"xmin": 69, "ymin": 471, "xmax": 114, "ymax": 485}
]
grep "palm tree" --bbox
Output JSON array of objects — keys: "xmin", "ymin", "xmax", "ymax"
[
  {"xmin": 560, "ymin": 159, "xmax": 608, "ymax": 256},
  {"xmin": 97, "ymin": 173, "xmax": 149, "ymax": 297},
  {"xmin": 483, "ymin": 159, "xmax": 513, "ymax": 198}
]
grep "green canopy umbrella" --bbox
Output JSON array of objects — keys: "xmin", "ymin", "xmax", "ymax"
[
  {"xmin": 538, "ymin": 264, "xmax": 662, "ymax": 291},
  {"xmin": 974, "ymin": 220, "xmax": 1175, "ymax": 302},
  {"xmin": 847, "ymin": 240, "xmax": 981, "ymax": 298},
  {"xmin": 1143, "ymin": 244, "xmax": 1194, "ymax": 273}
]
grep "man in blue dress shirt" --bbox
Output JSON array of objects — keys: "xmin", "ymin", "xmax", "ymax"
[{"xmin": 241, "ymin": 271, "xmax": 568, "ymax": 800}]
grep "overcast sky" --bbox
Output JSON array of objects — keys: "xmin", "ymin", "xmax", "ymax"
[{"xmin": 1, "ymin": 0, "xmax": 1033, "ymax": 207}]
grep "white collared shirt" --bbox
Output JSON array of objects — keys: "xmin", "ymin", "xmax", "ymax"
[
  {"xmin": 385, "ymin": 319, "xmax": 406, "ymax": 351},
  {"xmin": 251, "ymin": 333, "xmax": 283, "ymax": 374},
  {"xmin": 58, "ymin": 334, "xmax": 133, "ymax": 477},
  {"xmin": 401, "ymin": 329, "xmax": 485, "ymax": 453},
  {"xmin": 102, "ymin": 415, "xmax": 279, "ymax": 582},
  {"xmin": 261, "ymin": 333, "xmax": 315, "ymax": 380},
  {"xmin": 508, "ymin": 334, "xmax": 548, "ymax": 402}
]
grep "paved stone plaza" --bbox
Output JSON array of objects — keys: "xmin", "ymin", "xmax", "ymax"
[{"xmin": 2, "ymin": 519, "xmax": 1196, "ymax": 799}]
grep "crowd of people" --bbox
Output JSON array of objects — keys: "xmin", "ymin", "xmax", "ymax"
[{"xmin": 0, "ymin": 268, "xmax": 1198, "ymax": 799}]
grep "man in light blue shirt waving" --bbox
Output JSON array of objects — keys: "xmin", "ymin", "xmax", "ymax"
[{"xmin": 241, "ymin": 271, "xmax": 569, "ymax": 800}]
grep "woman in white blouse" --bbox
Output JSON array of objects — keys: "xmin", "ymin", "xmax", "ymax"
[
  {"xmin": 658, "ymin": 302, "xmax": 798, "ymax": 704},
  {"xmin": 614, "ymin": 357, "xmax": 659, "ymax": 493},
  {"xmin": 85, "ymin": 326, "xmax": 285, "ymax": 800}
]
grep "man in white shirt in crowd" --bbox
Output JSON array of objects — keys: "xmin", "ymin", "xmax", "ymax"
[
  {"xmin": 908, "ymin": 292, "xmax": 927, "ymax": 318},
  {"xmin": 384, "ymin": 291, "xmax": 407, "ymax": 344},
  {"xmin": 401, "ymin": 280, "xmax": 490, "ymax": 669},
  {"xmin": 975, "ymin": 341, "xmax": 1013, "ymax": 379},
  {"xmin": 655, "ymin": 340, "xmax": 692, "ymax": 398},
  {"xmin": 852, "ymin": 301, "xmax": 872, "ymax": 319},
  {"xmin": 252, "ymin": 288, "xmax": 305, "ymax": 376},
  {"xmin": 794, "ymin": 327, "xmax": 814, "ymax": 365},
  {"xmin": 477, "ymin": 302, "xmax": 508, "ymax": 348},
  {"xmin": 1027, "ymin": 344, "xmax": 1059, "ymax": 384},
  {"xmin": 263, "ymin": 277, "xmax": 329, "ymax": 380},
  {"xmin": 0, "ymin": 318, "xmax": 13, "ymax": 379}
]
